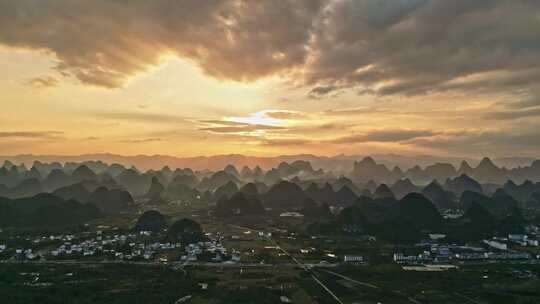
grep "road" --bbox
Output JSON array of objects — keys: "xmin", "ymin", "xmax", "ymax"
[
  {"xmin": 454, "ymin": 292, "xmax": 482, "ymax": 304},
  {"xmin": 320, "ymin": 269, "xmax": 379, "ymax": 289},
  {"xmin": 230, "ymin": 224, "xmax": 422, "ymax": 304},
  {"xmin": 228, "ymin": 224, "xmax": 346, "ymax": 304},
  {"xmin": 320, "ymin": 269, "xmax": 425, "ymax": 304},
  {"xmin": 0, "ymin": 259, "xmax": 336, "ymax": 268}
]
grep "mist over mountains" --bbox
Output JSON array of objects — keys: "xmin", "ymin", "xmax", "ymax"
[
  {"xmin": 1, "ymin": 154, "xmax": 540, "ymax": 245},
  {"xmin": 1, "ymin": 153, "xmax": 536, "ymax": 172},
  {"xmin": 1, "ymin": 155, "xmax": 539, "ymax": 206},
  {"xmin": 2, "ymin": 156, "xmax": 540, "ymax": 197}
]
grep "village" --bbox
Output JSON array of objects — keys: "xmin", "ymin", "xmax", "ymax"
[
  {"xmin": 0, "ymin": 228, "xmax": 246, "ymax": 265},
  {"xmin": 393, "ymin": 225, "xmax": 540, "ymax": 269},
  {"xmin": 2, "ymin": 220, "xmax": 540, "ymax": 304},
  {"xmin": 2, "ymin": 222, "xmax": 540, "ymax": 273}
]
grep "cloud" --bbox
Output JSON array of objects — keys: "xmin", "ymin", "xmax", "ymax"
[
  {"xmin": 308, "ymin": 85, "xmax": 340, "ymax": 98},
  {"xmin": 0, "ymin": 131, "xmax": 63, "ymax": 139},
  {"xmin": 410, "ymin": 130, "xmax": 540, "ymax": 155},
  {"xmin": 1, "ymin": 0, "xmax": 537, "ymax": 103},
  {"xmin": 84, "ymin": 136, "xmax": 100, "ymax": 141},
  {"xmin": 258, "ymin": 138, "xmax": 312, "ymax": 146},
  {"xmin": 263, "ymin": 110, "xmax": 306, "ymax": 120},
  {"xmin": 484, "ymin": 107, "xmax": 540, "ymax": 120},
  {"xmin": 290, "ymin": 122, "xmax": 353, "ymax": 136},
  {"xmin": 434, "ymin": 68, "xmax": 540, "ymax": 96},
  {"xmin": 323, "ymin": 106, "xmax": 388, "ymax": 116},
  {"xmin": 25, "ymin": 75, "xmax": 59, "ymax": 88},
  {"xmin": 95, "ymin": 111, "xmax": 187, "ymax": 124},
  {"xmin": 119, "ymin": 138, "xmax": 162, "ymax": 144},
  {"xmin": 198, "ymin": 120, "xmax": 246, "ymax": 126},
  {"xmin": 0, "ymin": 0, "xmax": 324, "ymax": 88},
  {"xmin": 511, "ymin": 98, "xmax": 540, "ymax": 109},
  {"xmin": 305, "ymin": 0, "xmax": 540, "ymax": 97},
  {"xmin": 199, "ymin": 122, "xmax": 285, "ymax": 134},
  {"xmin": 332, "ymin": 129, "xmax": 438, "ymax": 144},
  {"xmin": 198, "ymin": 119, "xmax": 286, "ymax": 135}
]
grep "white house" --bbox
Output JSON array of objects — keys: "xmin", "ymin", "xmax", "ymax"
[
  {"xmin": 343, "ymin": 255, "xmax": 364, "ymax": 263},
  {"xmin": 483, "ymin": 240, "xmax": 508, "ymax": 251}
]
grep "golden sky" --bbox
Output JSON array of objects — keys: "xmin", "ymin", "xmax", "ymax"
[{"xmin": 1, "ymin": 1, "xmax": 540, "ymax": 158}]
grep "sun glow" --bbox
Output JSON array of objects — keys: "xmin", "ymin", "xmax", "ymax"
[{"xmin": 227, "ymin": 110, "xmax": 283, "ymax": 126}]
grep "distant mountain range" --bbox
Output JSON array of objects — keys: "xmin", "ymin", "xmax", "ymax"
[
  {"xmin": 1, "ymin": 155, "xmax": 540, "ymax": 232},
  {"xmin": 1, "ymin": 153, "xmax": 537, "ymax": 171},
  {"xmin": 351, "ymin": 157, "xmax": 540, "ymax": 184}
]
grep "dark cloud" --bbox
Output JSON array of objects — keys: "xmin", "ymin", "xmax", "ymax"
[
  {"xmin": 0, "ymin": 0, "xmax": 324, "ymax": 88},
  {"xmin": 499, "ymin": 88, "xmax": 540, "ymax": 110},
  {"xmin": 1, "ymin": 0, "xmax": 538, "ymax": 105},
  {"xmin": 509, "ymin": 96, "xmax": 540, "ymax": 108},
  {"xmin": 308, "ymin": 85, "xmax": 340, "ymax": 98},
  {"xmin": 332, "ymin": 129, "xmax": 438, "ymax": 144},
  {"xmin": 512, "ymin": 98, "xmax": 540, "ymax": 109},
  {"xmin": 484, "ymin": 107, "xmax": 540, "ymax": 121},
  {"xmin": 306, "ymin": 0, "xmax": 540, "ymax": 98},
  {"xmin": 434, "ymin": 68, "xmax": 540, "ymax": 95},
  {"xmin": 410, "ymin": 130, "xmax": 540, "ymax": 155}
]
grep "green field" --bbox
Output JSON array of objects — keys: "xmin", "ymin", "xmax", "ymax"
[{"xmin": 2, "ymin": 262, "xmax": 539, "ymax": 304}]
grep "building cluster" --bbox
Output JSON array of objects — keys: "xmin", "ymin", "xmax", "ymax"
[
  {"xmin": 5, "ymin": 231, "xmax": 181, "ymax": 261},
  {"xmin": 15, "ymin": 249, "xmax": 38, "ymax": 260},
  {"xmin": 2, "ymin": 229, "xmax": 248, "ymax": 265},
  {"xmin": 394, "ymin": 250, "xmax": 532, "ymax": 264},
  {"xmin": 180, "ymin": 237, "xmax": 241, "ymax": 263},
  {"xmin": 10, "ymin": 234, "xmax": 77, "ymax": 260},
  {"xmin": 507, "ymin": 234, "xmax": 539, "ymax": 247},
  {"xmin": 394, "ymin": 237, "xmax": 537, "ymax": 265},
  {"xmin": 483, "ymin": 234, "xmax": 539, "ymax": 251},
  {"xmin": 48, "ymin": 231, "xmax": 183, "ymax": 261},
  {"xmin": 343, "ymin": 255, "xmax": 364, "ymax": 264},
  {"xmin": 8, "ymin": 234, "xmax": 77, "ymax": 260},
  {"xmin": 32, "ymin": 234, "xmax": 76, "ymax": 243}
]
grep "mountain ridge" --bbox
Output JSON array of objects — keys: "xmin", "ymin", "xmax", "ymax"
[{"xmin": 2, "ymin": 153, "xmax": 536, "ymax": 171}]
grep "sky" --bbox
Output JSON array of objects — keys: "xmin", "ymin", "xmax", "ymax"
[{"xmin": 1, "ymin": 0, "xmax": 540, "ymax": 159}]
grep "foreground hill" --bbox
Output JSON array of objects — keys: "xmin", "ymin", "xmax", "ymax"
[
  {"xmin": 87, "ymin": 187, "xmax": 136, "ymax": 214},
  {"xmin": 0, "ymin": 193, "xmax": 100, "ymax": 227},
  {"xmin": 337, "ymin": 193, "xmax": 443, "ymax": 243}
]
